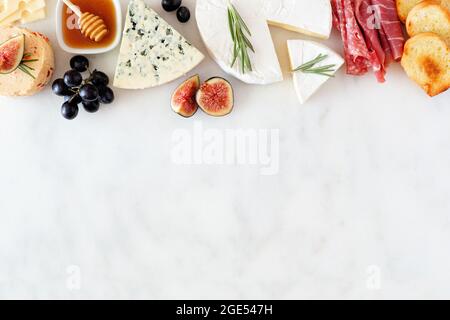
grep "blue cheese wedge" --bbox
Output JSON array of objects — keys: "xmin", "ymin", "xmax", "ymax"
[
  {"xmin": 287, "ymin": 40, "xmax": 344, "ymax": 104},
  {"xmin": 113, "ymin": 0, "xmax": 204, "ymax": 89}
]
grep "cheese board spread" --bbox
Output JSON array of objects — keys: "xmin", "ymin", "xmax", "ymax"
[{"xmin": 0, "ymin": 0, "xmax": 448, "ymax": 120}]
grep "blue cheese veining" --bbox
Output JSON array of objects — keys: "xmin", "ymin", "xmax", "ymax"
[{"xmin": 113, "ymin": 0, "xmax": 204, "ymax": 89}]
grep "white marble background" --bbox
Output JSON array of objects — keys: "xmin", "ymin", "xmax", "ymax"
[{"xmin": 0, "ymin": 0, "xmax": 449, "ymax": 299}]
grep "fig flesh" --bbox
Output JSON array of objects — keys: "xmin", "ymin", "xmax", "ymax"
[
  {"xmin": 171, "ymin": 74, "xmax": 200, "ymax": 118},
  {"xmin": 196, "ymin": 77, "xmax": 234, "ymax": 117},
  {"xmin": 0, "ymin": 34, "xmax": 25, "ymax": 74}
]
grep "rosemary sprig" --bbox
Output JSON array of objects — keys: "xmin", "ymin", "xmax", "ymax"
[
  {"xmin": 293, "ymin": 54, "xmax": 336, "ymax": 77},
  {"xmin": 21, "ymin": 59, "xmax": 39, "ymax": 63},
  {"xmin": 17, "ymin": 64, "xmax": 35, "ymax": 79},
  {"xmin": 17, "ymin": 53, "xmax": 37, "ymax": 79},
  {"xmin": 227, "ymin": 2, "xmax": 254, "ymax": 74}
]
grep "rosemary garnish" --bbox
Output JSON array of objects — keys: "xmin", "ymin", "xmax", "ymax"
[
  {"xmin": 227, "ymin": 2, "xmax": 254, "ymax": 74},
  {"xmin": 21, "ymin": 59, "xmax": 39, "ymax": 63},
  {"xmin": 293, "ymin": 54, "xmax": 336, "ymax": 77},
  {"xmin": 17, "ymin": 53, "xmax": 37, "ymax": 79}
]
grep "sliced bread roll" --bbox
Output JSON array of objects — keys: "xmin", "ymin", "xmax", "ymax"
[
  {"xmin": 440, "ymin": 0, "xmax": 450, "ymax": 12},
  {"xmin": 406, "ymin": 1, "xmax": 450, "ymax": 44},
  {"xmin": 401, "ymin": 33, "xmax": 450, "ymax": 96},
  {"xmin": 0, "ymin": 27, "xmax": 54, "ymax": 96},
  {"xmin": 396, "ymin": 0, "xmax": 449, "ymax": 23},
  {"xmin": 397, "ymin": 0, "xmax": 427, "ymax": 23}
]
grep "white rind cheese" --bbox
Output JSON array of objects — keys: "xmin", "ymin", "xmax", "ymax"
[
  {"xmin": 259, "ymin": 0, "xmax": 332, "ymax": 38},
  {"xmin": 197, "ymin": 0, "xmax": 281, "ymax": 85},
  {"xmin": 196, "ymin": 0, "xmax": 332, "ymax": 85},
  {"xmin": 287, "ymin": 40, "xmax": 344, "ymax": 104},
  {"xmin": 114, "ymin": 0, "xmax": 204, "ymax": 89}
]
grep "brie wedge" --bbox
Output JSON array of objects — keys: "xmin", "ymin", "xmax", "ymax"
[
  {"xmin": 196, "ymin": 0, "xmax": 332, "ymax": 85},
  {"xmin": 287, "ymin": 40, "xmax": 344, "ymax": 104},
  {"xmin": 114, "ymin": 0, "xmax": 204, "ymax": 89}
]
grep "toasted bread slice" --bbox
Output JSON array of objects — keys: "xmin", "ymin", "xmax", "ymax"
[
  {"xmin": 440, "ymin": 0, "xmax": 450, "ymax": 12},
  {"xmin": 401, "ymin": 33, "xmax": 450, "ymax": 96},
  {"xmin": 406, "ymin": 1, "xmax": 450, "ymax": 44},
  {"xmin": 397, "ymin": 0, "xmax": 426, "ymax": 23},
  {"xmin": 396, "ymin": 0, "xmax": 449, "ymax": 23}
]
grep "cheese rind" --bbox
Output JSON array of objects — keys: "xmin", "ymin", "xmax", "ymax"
[
  {"xmin": 287, "ymin": 40, "xmax": 344, "ymax": 104},
  {"xmin": 196, "ymin": 0, "xmax": 332, "ymax": 85},
  {"xmin": 258, "ymin": 0, "xmax": 332, "ymax": 39},
  {"xmin": 113, "ymin": 0, "xmax": 204, "ymax": 89}
]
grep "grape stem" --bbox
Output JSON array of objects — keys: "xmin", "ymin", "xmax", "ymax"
[{"xmin": 67, "ymin": 68, "xmax": 96, "ymax": 103}]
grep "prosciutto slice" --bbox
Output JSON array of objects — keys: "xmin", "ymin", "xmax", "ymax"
[
  {"xmin": 332, "ymin": 0, "xmax": 404, "ymax": 81},
  {"xmin": 378, "ymin": 27, "xmax": 394, "ymax": 65},
  {"xmin": 370, "ymin": 0, "xmax": 405, "ymax": 60},
  {"xmin": 354, "ymin": 0, "xmax": 386, "ymax": 82}
]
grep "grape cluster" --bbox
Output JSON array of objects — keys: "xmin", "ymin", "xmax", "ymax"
[{"xmin": 52, "ymin": 55, "xmax": 115, "ymax": 120}]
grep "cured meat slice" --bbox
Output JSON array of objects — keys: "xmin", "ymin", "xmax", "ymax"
[
  {"xmin": 342, "ymin": 0, "xmax": 371, "ymax": 60},
  {"xmin": 355, "ymin": 0, "xmax": 386, "ymax": 82},
  {"xmin": 332, "ymin": 8, "xmax": 340, "ymax": 30},
  {"xmin": 378, "ymin": 27, "xmax": 394, "ymax": 65},
  {"xmin": 370, "ymin": 0, "xmax": 405, "ymax": 60},
  {"xmin": 332, "ymin": 0, "xmax": 404, "ymax": 81},
  {"xmin": 332, "ymin": 0, "xmax": 370, "ymax": 75}
]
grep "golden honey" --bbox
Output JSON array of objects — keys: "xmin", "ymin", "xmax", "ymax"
[{"xmin": 62, "ymin": 0, "xmax": 117, "ymax": 49}]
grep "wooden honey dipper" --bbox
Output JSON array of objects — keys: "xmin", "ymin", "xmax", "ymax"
[{"xmin": 63, "ymin": 0, "xmax": 109, "ymax": 42}]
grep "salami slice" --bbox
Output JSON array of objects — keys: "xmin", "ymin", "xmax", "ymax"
[{"xmin": 332, "ymin": 0, "xmax": 371, "ymax": 75}]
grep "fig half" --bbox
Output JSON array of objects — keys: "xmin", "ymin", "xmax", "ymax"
[
  {"xmin": 0, "ymin": 34, "xmax": 25, "ymax": 74},
  {"xmin": 196, "ymin": 77, "xmax": 234, "ymax": 117},
  {"xmin": 171, "ymin": 74, "xmax": 200, "ymax": 118}
]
